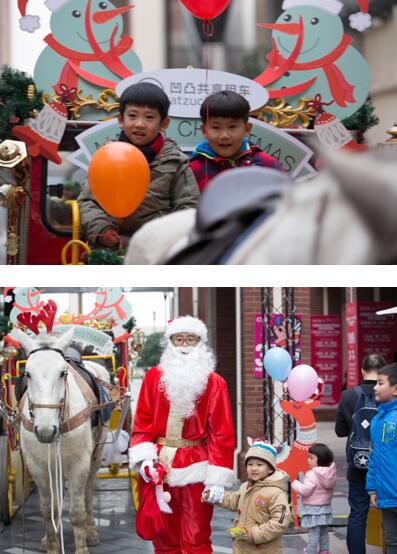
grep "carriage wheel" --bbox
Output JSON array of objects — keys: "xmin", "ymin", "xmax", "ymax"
[
  {"xmin": 129, "ymin": 469, "xmax": 139, "ymax": 512},
  {"xmin": 0, "ymin": 435, "xmax": 12, "ymax": 525}
]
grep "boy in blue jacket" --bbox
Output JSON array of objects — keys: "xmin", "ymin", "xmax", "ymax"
[{"xmin": 366, "ymin": 363, "xmax": 397, "ymax": 553}]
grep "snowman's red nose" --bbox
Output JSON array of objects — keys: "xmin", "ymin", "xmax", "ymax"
[
  {"xmin": 258, "ymin": 22, "xmax": 301, "ymax": 35},
  {"xmin": 93, "ymin": 4, "xmax": 133, "ymax": 24}
]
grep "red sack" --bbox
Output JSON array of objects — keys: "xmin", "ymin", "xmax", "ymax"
[{"xmin": 135, "ymin": 478, "xmax": 167, "ymax": 540}]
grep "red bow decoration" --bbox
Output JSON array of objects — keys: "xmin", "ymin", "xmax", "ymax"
[
  {"xmin": 57, "ymin": 83, "xmax": 78, "ymax": 105},
  {"xmin": 17, "ymin": 300, "xmax": 57, "ymax": 335},
  {"xmin": 306, "ymin": 94, "xmax": 334, "ymax": 115}
]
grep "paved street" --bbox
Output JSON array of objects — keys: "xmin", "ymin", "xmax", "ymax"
[{"xmin": 0, "ymin": 422, "xmax": 383, "ymax": 553}]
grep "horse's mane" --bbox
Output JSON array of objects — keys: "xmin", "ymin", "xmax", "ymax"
[{"xmin": 35, "ymin": 333, "xmax": 65, "ymax": 349}]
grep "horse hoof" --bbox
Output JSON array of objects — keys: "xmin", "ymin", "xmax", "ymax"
[
  {"xmin": 40, "ymin": 538, "xmax": 59, "ymax": 553},
  {"xmin": 75, "ymin": 549, "xmax": 90, "ymax": 554},
  {"xmin": 86, "ymin": 535, "xmax": 100, "ymax": 546}
]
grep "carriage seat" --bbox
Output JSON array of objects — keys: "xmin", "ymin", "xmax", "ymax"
[{"xmin": 64, "ymin": 357, "xmax": 112, "ymax": 426}]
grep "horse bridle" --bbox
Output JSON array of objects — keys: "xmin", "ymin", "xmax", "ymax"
[{"xmin": 26, "ymin": 346, "xmax": 69, "ymax": 425}]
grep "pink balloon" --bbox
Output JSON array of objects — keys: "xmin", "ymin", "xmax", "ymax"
[{"xmin": 287, "ymin": 365, "xmax": 319, "ymax": 401}]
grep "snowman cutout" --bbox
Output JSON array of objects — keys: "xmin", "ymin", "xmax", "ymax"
[
  {"xmin": 255, "ymin": 0, "xmax": 371, "ymax": 121},
  {"xmin": 19, "ymin": 0, "xmax": 143, "ymax": 121},
  {"xmin": 7, "ymin": 287, "xmax": 44, "ymax": 326},
  {"xmin": 78, "ymin": 287, "xmax": 132, "ymax": 343}
]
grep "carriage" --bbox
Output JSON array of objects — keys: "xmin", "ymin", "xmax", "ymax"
[
  {"xmin": 0, "ymin": 308, "xmax": 140, "ymax": 530},
  {"xmin": 0, "ymin": 103, "xmax": 318, "ymax": 266}
]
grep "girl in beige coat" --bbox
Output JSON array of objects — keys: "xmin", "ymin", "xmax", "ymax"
[{"xmin": 203, "ymin": 440, "xmax": 290, "ymax": 553}]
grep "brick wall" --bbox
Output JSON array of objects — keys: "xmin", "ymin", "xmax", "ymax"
[{"xmin": 178, "ymin": 288, "xmax": 193, "ymax": 315}]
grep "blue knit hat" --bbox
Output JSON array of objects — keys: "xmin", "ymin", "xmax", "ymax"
[{"xmin": 245, "ymin": 439, "xmax": 277, "ymax": 472}]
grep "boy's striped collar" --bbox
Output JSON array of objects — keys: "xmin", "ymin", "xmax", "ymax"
[{"xmin": 193, "ymin": 137, "xmax": 252, "ymax": 161}]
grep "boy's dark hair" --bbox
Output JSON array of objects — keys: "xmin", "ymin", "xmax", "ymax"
[
  {"xmin": 200, "ymin": 90, "xmax": 251, "ymax": 124},
  {"xmin": 119, "ymin": 82, "xmax": 170, "ymax": 121},
  {"xmin": 308, "ymin": 443, "xmax": 334, "ymax": 467},
  {"xmin": 377, "ymin": 363, "xmax": 397, "ymax": 387},
  {"xmin": 362, "ymin": 354, "xmax": 386, "ymax": 373}
]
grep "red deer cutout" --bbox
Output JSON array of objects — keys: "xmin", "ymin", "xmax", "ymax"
[{"xmin": 277, "ymin": 398, "xmax": 321, "ymax": 527}]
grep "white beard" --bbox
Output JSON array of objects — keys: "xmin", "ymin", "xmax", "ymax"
[{"xmin": 159, "ymin": 342, "xmax": 216, "ymax": 418}]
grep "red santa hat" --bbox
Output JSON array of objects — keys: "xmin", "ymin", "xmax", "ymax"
[
  {"xmin": 165, "ymin": 316, "xmax": 208, "ymax": 343},
  {"xmin": 282, "ymin": 0, "xmax": 372, "ymax": 32},
  {"xmin": 18, "ymin": 0, "xmax": 70, "ymax": 32}
]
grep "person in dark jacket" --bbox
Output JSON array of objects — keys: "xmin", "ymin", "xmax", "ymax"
[
  {"xmin": 78, "ymin": 82, "xmax": 199, "ymax": 249},
  {"xmin": 189, "ymin": 90, "xmax": 282, "ymax": 193},
  {"xmin": 335, "ymin": 353, "xmax": 386, "ymax": 554}
]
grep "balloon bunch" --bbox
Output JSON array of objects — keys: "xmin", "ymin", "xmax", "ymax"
[{"xmin": 263, "ymin": 347, "xmax": 319, "ymax": 402}]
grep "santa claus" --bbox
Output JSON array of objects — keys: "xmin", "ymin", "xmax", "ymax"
[{"xmin": 128, "ymin": 315, "xmax": 235, "ymax": 553}]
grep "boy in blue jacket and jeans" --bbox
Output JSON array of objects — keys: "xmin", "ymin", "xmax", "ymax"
[{"xmin": 366, "ymin": 363, "xmax": 397, "ymax": 553}]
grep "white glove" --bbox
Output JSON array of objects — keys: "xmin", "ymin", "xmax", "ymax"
[
  {"xmin": 139, "ymin": 459, "xmax": 155, "ymax": 483},
  {"xmin": 204, "ymin": 485, "xmax": 225, "ymax": 504}
]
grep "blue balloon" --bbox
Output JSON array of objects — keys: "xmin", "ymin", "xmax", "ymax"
[{"xmin": 263, "ymin": 347, "xmax": 292, "ymax": 381}]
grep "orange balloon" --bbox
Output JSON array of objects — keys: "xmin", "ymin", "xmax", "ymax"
[{"xmin": 88, "ymin": 142, "xmax": 150, "ymax": 218}]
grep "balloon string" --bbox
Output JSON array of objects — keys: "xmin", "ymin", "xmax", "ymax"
[
  {"xmin": 202, "ymin": 19, "xmax": 214, "ymax": 38},
  {"xmin": 202, "ymin": 20, "xmax": 213, "ymax": 190}
]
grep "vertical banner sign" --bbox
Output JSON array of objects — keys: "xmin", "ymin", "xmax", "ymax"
[
  {"xmin": 346, "ymin": 302, "xmax": 397, "ymax": 388},
  {"xmin": 254, "ymin": 313, "xmax": 302, "ymax": 378},
  {"xmin": 311, "ymin": 316, "xmax": 343, "ymax": 405},
  {"xmin": 346, "ymin": 302, "xmax": 360, "ymax": 388}
]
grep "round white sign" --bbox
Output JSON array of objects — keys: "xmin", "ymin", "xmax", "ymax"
[{"xmin": 116, "ymin": 68, "xmax": 269, "ymax": 119}]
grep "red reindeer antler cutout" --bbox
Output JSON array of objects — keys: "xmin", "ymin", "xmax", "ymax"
[
  {"xmin": 16, "ymin": 300, "xmax": 57, "ymax": 334},
  {"xmin": 39, "ymin": 300, "xmax": 57, "ymax": 333},
  {"xmin": 17, "ymin": 311, "xmax": 40, "ymax": 334}
]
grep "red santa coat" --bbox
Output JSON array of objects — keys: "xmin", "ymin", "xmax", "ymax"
[{"xmin": 129, "ymin": 367, "xmax": 235, "ymax": 488}]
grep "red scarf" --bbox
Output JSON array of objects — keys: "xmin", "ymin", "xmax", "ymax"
[
  {"xmin": 257, "ymin": 34, "xmax": 355, "ymax": 107},
  {"xmin": 45, "ymin": 32, "xmax": 134, "ymax": 93}
]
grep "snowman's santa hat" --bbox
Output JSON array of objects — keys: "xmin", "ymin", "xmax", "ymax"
[
  {"xmin": 18, "ymin": 0, "xmax": 70, "ymax": 33},
  {"xmin": 349, "ymin": 0, "xmax": 372, "ymax": 32},
  {"xmin": 282, "ymin": 0, "xmax": 372, "ymax": 32},
  {"xmin": 282, "ymin": 0, "xmax": 343, "ymax": 15}
]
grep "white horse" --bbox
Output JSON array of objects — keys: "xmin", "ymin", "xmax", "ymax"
[
  {"xmin": 14, "ymin": 328, "xmax": 111, "ymax": 554},
  {"xmin": 124, "ymin": 150, "xmax": 397, "ymax": 264}
]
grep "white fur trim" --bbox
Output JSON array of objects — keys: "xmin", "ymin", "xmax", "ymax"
[
  {"xmin": 167, "ymin": 461, "xmax": 208, "ymax": 487},
  {"xmin": 45, "ymin": 0, "xmax": 70, "ymax": 11},
  {"xmin": 19, "ymin": 15, "xmax": 41, "ymax": 32},
  {"xmin": 128, "ymin": 442, "xmax": 157, "ymax": 468},
  {"xmin": 165, "ymin": 316, "xmax": 208, "ymax": 343},
  {"xmin": 204, "ymin": 465, "xmax": 235, "ymax": 488},
  {"xmin": 349, "ymin": 12, "xmax": 372, "ymax": 31},
  {"xmin": 282, "ymin": 0, "xmax": 343, "ymax": 14},
  {"xmin": 155, "ymin": 485, "xmax": 173, "ymax": 513}
]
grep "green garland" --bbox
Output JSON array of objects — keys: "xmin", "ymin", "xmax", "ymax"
[
  {"xmin": 86, "ymin": 249, "xmax": 124, "ymax": 265},
  {"xmin": 342, "ymin": 96, "xmax": 379, "ymax": 143},
  {"xmin": 122, "ymin": 317, "xmax": 137, "ymax": 333},
  {"xmin": 0, "ymin": 315, "xmax": 11, "ymax": 338},
  {"xmin": 0, "ymin": 65, "xmax": 43, "ymax": 142}
]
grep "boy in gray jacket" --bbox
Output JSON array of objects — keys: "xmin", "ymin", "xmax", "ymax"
[{"xmin": 78, "ymin": 82, "xmax": 199, "ymax": 249}]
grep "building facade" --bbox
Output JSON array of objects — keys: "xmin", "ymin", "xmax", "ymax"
[{"xmin": 176, "ymin": 287, "xmax": 397, "ymax": 475}]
